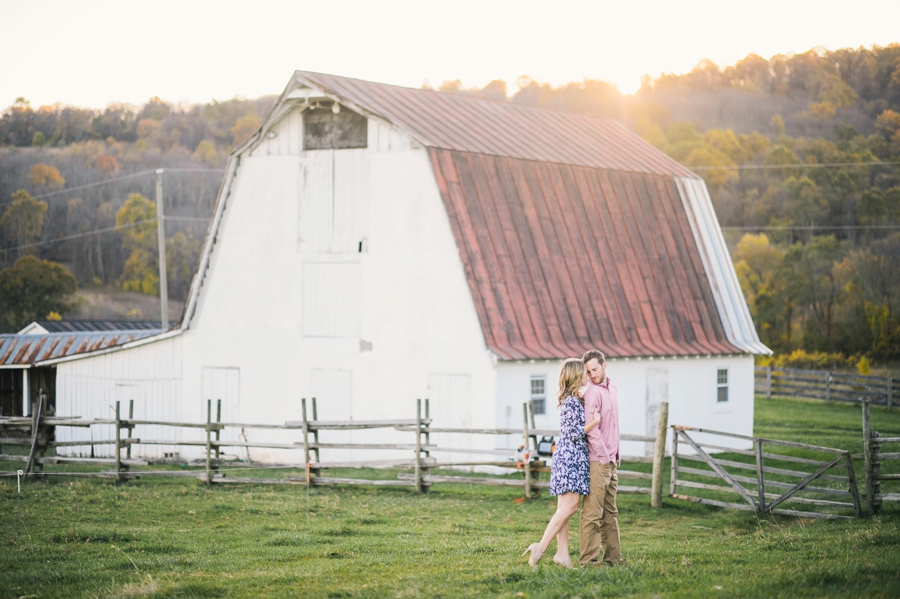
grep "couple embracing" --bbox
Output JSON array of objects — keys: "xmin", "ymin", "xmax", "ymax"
[{"xmin": 523, "ymin": 350, "xmax": 625, "ymax": 568}]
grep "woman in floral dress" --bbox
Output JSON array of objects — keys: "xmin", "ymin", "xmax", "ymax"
[{"xmin": 523, "ymin": 358, "xmax": 600, "ymax": 567}]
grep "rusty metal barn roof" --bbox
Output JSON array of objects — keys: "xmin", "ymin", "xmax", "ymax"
[
  {"xmin": 27, "ymin": 320, "xmax": 173, "ymax": 333},
  {"xmin": 295, "ymin": 71, "xmax": 696, "ymax": 177},
  {"xmin": 0, "ymin": 330, "xmax": 160, "ymax": 366},
  {"xmin": 429, "ymin": 149, "xmax": 743, "ymax": 360}
]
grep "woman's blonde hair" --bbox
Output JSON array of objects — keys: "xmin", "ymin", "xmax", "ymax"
[{"xmin": 557, "ymin": 358, "xmax": 586, "ymax": 406}]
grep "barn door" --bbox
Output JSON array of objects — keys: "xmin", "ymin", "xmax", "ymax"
[
  {"xmin": 646, "ymin": 368, "xmax": 668, "ymax": 455},
  {"xmin": 427, "ymin": 374, "xmax": 472, "ymax": 452},
  {"xmin": 310, "ymin": 369, "xmax": 353, "ymax": 459},
  {"xmin": 202, "ymin": 367, "xmax": 241, "ymax": 446}
]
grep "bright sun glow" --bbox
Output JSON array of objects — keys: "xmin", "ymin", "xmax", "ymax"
[{"xmin": 2, "ymin": 0, "xmax": 899, "ymax": 108}]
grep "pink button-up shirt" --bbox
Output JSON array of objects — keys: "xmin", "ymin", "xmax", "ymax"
[{"xmin": 582, "ymin": 375, "xmax": 620, "ymax": 464}]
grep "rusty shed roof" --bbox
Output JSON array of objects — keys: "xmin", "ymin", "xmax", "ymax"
[
  {"xmin": 25, "ymin": 320, "xmax": 174, "ymax": 333},
  {"xmin": 295, "ymin": 71, "xmax": 695, "ymax": 177},
  {"xmin": 0, "ymin": 330, "xmax": 159, "ymax": 366}
]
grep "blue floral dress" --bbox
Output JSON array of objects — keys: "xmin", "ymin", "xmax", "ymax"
[{"xmin": 549, "ymin": 396, "xmax": 590, "ymax": 496}]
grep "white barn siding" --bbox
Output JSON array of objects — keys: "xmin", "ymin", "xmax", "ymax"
[
  {"xmin": 250, "ymin": 107, "xmax": 303, "ymax": 157},
  {"xmin": 496, "ymin": 354, "xmax": 755, "ymax": 456},
  {"xmin": 55, "ymin": 336, "xmax": 184, "ymax": 458},
  {"xmin": 178, "ymin": 120, "xmax": 495, "ymax": 463}
]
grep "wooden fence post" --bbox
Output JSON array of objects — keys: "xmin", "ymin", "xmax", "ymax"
[
  {"xmin": 23, "ymin": 390, "xmax": 45, "ymax": 482},
  {"xmin": 651, "ymin": 401, "xmax": 669, "ymax": 508},
  {"xmin": 126, "ymin": 399, "xmax": 134, "ymax": 459},
  {"xmin": 424, "ymin": 399, "xmax": 430, "ymax": 458},
  {"xmin": 311, "ymin": 397, "xmax": 320, "ymax": 463},
  {"xmin": 115, "ymin": 400, "xmax": 122, "ymax": 482},
  {"xmin": 423, "ymin": 398, "xmax": 431, "ymax": 489},
  {"xmin": 215, "ymin": 399, "xmax": 222, "ymax": 459},
  {"xmin": 669, "ymin": 429, "xmax": 678, "ymax": 496},
  {"xmin": 205, "ymin": 399, "xmax": 212, "ymax": 484},
  {"xmin": 844, "ymin": 450, "xmax": 862, "ymax": 518},
  {"xmin": 825, "ymin": 372, "xmax": 831, "ymax": 405},
  {"xmin": 528, "ymin": 400, "xmax": 538, "ymax": 449},
  {"xmin": 766, "ymin": 366, "xmax": 772, "ymax": 399},
  {"xmin": 301, "ymin": 398, "xmax": 310, "ymax": 466},
  {"xmin": 887, "ymin": 377, "xmax": 893, "ymax": 411},
  {"xmin": 862, "ymin": 400, "xmax": 878, "ymax": 515},
  {"xmin": 755, "ymin": 439, "xmax": 766, "ymax": 512},
  {"xmin": 523, "ymin": 403, "xmax": 532, "ymax": 499},
  {"xmin": 415, "ymin": 399, "xmax": 423, "ymax": 493}
]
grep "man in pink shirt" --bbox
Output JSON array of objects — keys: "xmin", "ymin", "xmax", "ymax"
[{"xmin": 579, "ymin": 349, "xmax": 625, "ymax": 566}]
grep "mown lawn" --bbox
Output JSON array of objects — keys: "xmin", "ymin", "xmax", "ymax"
[{"xmin": 2, "ymin": 397, "xmax": 899, "ymax": 599}]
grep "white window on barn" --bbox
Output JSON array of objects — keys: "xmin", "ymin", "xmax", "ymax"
[
  {"xmin": 302, "ymin": 262, "xmax": 360, "ymax": 338},
  {"xmin": 717, "ymin": 369, "xmax": 729, "ymax": 403},
  {"xmin": 530, "ymin": 376, "xmax": 546, "ymax": 415},
  {"xmin": 298, "ymin": 105, "xmax": 368, "ymax": 254}
]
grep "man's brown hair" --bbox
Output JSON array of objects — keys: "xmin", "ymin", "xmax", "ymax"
[{"xmin": 582, "ymin": 349, "xmax": 606, "ymax": 365}]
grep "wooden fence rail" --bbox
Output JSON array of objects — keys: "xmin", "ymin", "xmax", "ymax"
[
  {"xmin": 1, "ymin": 396, "xmax": 670, "ymax": 504},
  {"xmin": 755, "ymin": 366, "xmax": 894, "ymax": 409}
]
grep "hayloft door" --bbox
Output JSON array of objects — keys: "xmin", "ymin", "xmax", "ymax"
[{"xmin": 645, "ymin": 368, "xmax": 668, "ymax": 455}]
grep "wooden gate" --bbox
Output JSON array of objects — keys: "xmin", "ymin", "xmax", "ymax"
[
  {"xmin": 669, "ymin": 425, "xmax": 861, "ymax": 519},
  {"xmin": 862, "ymin": 401, "xmax": 900, "ymax": 515}
]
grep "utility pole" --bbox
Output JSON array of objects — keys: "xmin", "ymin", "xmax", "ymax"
[{"xmin": 155, "ymin": 169, "xmax": 169, "ymax": 330}]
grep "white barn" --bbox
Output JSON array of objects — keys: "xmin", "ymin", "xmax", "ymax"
[{"xmin": 18, "ymin": 72, "xmax": 769, "ymax": 460}]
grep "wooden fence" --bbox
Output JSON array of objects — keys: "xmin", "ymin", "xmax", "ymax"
[
  {"xmin": 862, "ymin": 401, "xmax": 900, "ymax": 515},
  {"xmin": 669, "ymin": 425, "xmax": 861, "ymax": 519},
  {"xmin": 755, "ymin": 366, "xmax": 894, "ymax": 408},
  {"xmin": 0, "ymin": 394, "xmax": 671, "ymax": 506}
]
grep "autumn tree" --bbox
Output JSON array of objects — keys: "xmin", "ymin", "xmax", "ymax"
[
  {"xmin": 732, "ymin": 233, "xmax": 784, "ymax": 317},
  {"xmin": 28, "ymin": 163, "xmax": 65, "ymax": 189},
  {"xmin": 93, "ymin": 154, "xmax": 119, "ymax": 174},
  {"xmin": 0, "ymin": 255, "xmax": 77, "ymax": 333},
  {"xmin": 231, "ymin": 115, "xmax": 260, "ymax": 146},
  {"xmin": 0, "ymin": 190, "xmax": 48, "ymax": 260},
  {"xmin": 166, "ymin": 231, "xmax": 200, "ymax": 300},
  {"xmin": 116, "ymin": 193, "xmax": 158, "ymax": 294}
]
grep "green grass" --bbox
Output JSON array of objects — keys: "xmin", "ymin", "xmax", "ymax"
[{"xmin": 1, "ymin": 397, "xmax": 899, "ymax": 598}]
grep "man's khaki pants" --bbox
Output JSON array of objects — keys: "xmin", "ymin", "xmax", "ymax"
[{"xmin": 579, "ymin": 461, "xmax": 621, "ymax": 565}]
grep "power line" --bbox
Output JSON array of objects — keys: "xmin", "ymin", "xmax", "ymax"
[
  {"xmin": 0, "ymin": 215, "xmax": 209, "ymax": 254},
  {"xmin": 0, "ymin": 168, "xmax": 224, "ymax": 208},
  {"xmin": 692, "ymin": 161, "xmax": 900, "ymax": 171}
]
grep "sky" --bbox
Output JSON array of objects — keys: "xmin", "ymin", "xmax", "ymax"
[{"xmin": 2, "ymin": 0, "xmax": 899, "ymax": 110}]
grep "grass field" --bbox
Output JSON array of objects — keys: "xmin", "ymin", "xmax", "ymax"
[{"xmin": 2, "ymin": 397, "xmax": 899, "ymax": 599}]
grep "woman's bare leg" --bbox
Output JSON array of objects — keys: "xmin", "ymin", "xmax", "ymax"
[
  {"xmin": 555, "ymin": 520, "xmax": 570, "ymax": 564},
  {"xmin": 537, "ymin": 493, "xmax": 580, "ymax": 553}
]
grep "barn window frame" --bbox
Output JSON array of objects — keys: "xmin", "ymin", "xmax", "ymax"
[
  {"xmin": 530, "ymin": 375, "xmax": 546, "ymax": 415},
  {"xmin": 716, "ymin": 368, "xmax": 729, "ymax": 403}
]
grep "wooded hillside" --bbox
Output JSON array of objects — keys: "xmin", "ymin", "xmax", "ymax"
[{"xmin": 1, "ymin": 46, "xmax": 898, "ymax": 370}]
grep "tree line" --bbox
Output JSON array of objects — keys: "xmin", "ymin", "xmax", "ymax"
[{"xmin": 1, "ymin": 45, "xmax": 899, "ymax": 369}]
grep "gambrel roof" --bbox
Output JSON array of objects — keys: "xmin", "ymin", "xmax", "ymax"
[
  {"xmin": 296, "ymin": 71, "xmax": 695, "ymax": 177},
  {"xmin": 288, "ymin": 72, "xmax": 768, "ymax": 359}
]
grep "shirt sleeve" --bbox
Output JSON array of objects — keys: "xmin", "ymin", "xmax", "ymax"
[{"xmin": 559, "ymin": 398, "xmax": 585, "ymax": 441}]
